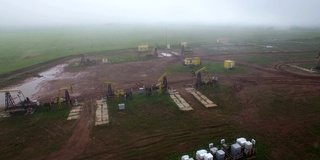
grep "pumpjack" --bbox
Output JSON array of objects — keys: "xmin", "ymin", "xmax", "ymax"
[
  {"xmin": 51, "ymin": 84, "xmax": 74, "ymax": 108},
  {"xmin": 104, "ymin": 82, "xmax": 132, "ymax": 101},
  {"xmin": 192, "ymin": 67, "xmax": 219, "ymax": 89},
  {"xmin": 0, "ymin": 90, "xmax": 40, "ymax": 114},
  {"xmin": 180, "ymin": 42, "xmax": 193, "ymax": 54},
  {"xmin": 154, "ymin": 44, "xmax": 159, "ymax": 55},
  {"xmin": 145, "ymin": 71, "xmax": 168, "ymax": 96},
  {"xmin": 80, "ymin": 54, "xmax": 96, "ymax": 65}
]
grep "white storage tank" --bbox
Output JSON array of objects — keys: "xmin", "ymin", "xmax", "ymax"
[
  {"xmin": 245, "ymin": 141, "xmax": 253, "ymax": 151},
  {"xmin": 209, "ymin": 147, "xmax": 218, "ymax": 155},
  {"xmin": 231, "ymin": 143, "xmax": 242, "ymax": 156},
  {"xmin": 181, "ymin": 155, "xmax": 189, "ymax": 160},
  {"xmin": 215, "ymin": 150, "xmax": 225, "ymax": 160},
  {"xmin": 203, "ymin": 153, "xmax": 213, "ymax": 160},
  {"xmin": 236, "ymin": 137, "xmax": 247, "ymax": 147},
  {"xmin": 196, "ymin": 149, "xmax": 207, "ymax": 160}
]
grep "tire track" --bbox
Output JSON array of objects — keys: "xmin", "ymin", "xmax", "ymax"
[{"xmin": 79, "ymin": 123, "xmax": 229, "ymax": 159}]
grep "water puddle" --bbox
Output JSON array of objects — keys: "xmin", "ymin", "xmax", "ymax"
[
  {"xmin": 0, "ymin": 64, "xmax": 67, "ymax": 107},
  {"xmin": 158, "ymin": 53, "xmax": 172, "ymax": 57}
]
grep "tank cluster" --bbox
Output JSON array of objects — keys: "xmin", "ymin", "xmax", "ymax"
[{"xmin": 181, "ymin": 137, "xmax": 256, "ymax": 160}]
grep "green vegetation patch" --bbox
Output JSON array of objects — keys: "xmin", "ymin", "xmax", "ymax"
[
  {"xmin": 169, "ymin": 61, "xmax": 247, "ymax": 74},
  {"xmin": 0, "ymin": 107, "xmax": 73, "ymax": 160},
  {"xmin": 239, "ymin": 52, "xmax": 316, "ymax": 66},
  {"xmin": 297, "ymin": 63, "xmax": 318, "ymax": 69},
  {"xmin": 85, "ymin": 93, "xmax": 238, "ymax": 159},
  {"xmin": 85, "ymin": 86, "xmax": 271, "ymax": 159},
  {"xmin": 247, "ymin": 88, "xmax": 320, "ymax": 159},
  {"xmin": 108, "ymin": 55, "xmax": 155, "ymax": 64},
  {"xmin": 239, "ymin": 56, "xmax": 275, "ymax": 66},
  {"xmin": 107, "ymin": 93, "xmax": 181, "ymax": 130},
  {"xmin": 198, "ymin": 85, "xmax": 242, "ymax": 116}
]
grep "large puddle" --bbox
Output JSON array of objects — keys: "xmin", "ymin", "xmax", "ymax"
[{"xmin": 0, "ymin": 64, "xmax": 67, "ymax": 108}]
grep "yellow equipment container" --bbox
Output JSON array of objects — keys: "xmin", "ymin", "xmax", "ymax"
[
  {"xmin": 224, "ymin": 60, "xmax": 235, "ymax": 69},
  {"xmin": 184, "ymin": 57, "xmax": 201, "ymax": 66},
  {"xmin": 138, "ymin": 45, "xmax": 149, "ymax": 51}
]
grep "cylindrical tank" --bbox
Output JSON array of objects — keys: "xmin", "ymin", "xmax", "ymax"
[{"xmin": 245, "ymin": 141, "xmax": 253, "ymax": 150}]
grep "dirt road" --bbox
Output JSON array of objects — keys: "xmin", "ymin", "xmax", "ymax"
[{"xmin": 39, "ymin": 99, "xmax": 94, "ymax": 160}]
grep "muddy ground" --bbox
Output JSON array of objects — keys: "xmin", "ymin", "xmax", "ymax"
[{"xmin": 3, "ymin": 46, "xmax": 320, "ymax": 160}]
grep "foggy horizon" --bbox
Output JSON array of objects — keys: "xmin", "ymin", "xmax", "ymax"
[{"xmin": 1, "ymin": 0, "xmax": 320, "ymax": 28}]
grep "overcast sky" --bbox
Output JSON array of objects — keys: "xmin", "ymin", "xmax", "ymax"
[{"xmin": 0, "ymin": 0, "xmax": 319, "ymax": 27}]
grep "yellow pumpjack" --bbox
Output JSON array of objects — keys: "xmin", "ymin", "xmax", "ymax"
[
  {"xmin": 145, "ymin": 71, "xmax": 168, "ymax": 96},
  {"xmin": 192, "ymin": 67, "xmax": 219, "ymax": 88},
  {"xmin": 51, "ymin": 84, "xmax": 74, "ymax": 108},
  {"xmin": 103, "ymin": 81, "xmax": 132, "ymax": 101}
]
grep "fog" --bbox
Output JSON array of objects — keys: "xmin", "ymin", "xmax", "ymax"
[{"xmin": 0, "ymin": 0, "xmax": 320, "ymax": 27}]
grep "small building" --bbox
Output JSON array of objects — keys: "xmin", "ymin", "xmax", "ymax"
[
  {"xmin": 224, "ymin": 60, "xmax": 235, "ymax": 69},
  {"xmin": 118, "ymin": 103, "xmax": 125, "ymax": 110},
  {"xmin": 184, "ymin": 57, "xmax": 201, "ymax": 66},
  {"xmin": 138, "ymin": 45, "xmax": 149, "ymax": 52}
]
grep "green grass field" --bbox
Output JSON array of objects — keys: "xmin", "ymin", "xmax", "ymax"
[
  {"xmin": 169, "ymin": 61, "xmax": 247, "ymax": 74},
  {"xmin": 84, "ymin": 92, "xmax": 270, "ymax": 160},
  {"xmin": 0, "ymin": 107, "xmax": 73, "ymax": 159},
  {"xmin": 1, "ymin": 25, "xmax": 320, "ymax": 74},
  {"xmin": 237, "ymin": 52, "xmax": 316, "ymax": 66}
]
